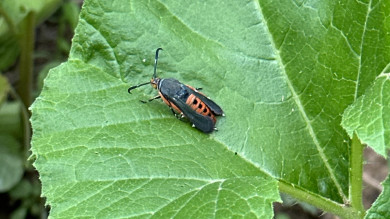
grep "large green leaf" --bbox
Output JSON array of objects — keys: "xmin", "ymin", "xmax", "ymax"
[{"xmin": 31, "ymin": 0, "xmax": 389, "ymax": 218}]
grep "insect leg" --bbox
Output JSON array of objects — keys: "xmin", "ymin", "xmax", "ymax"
[
  {"xmin": 170, "ymin": 108, "xmax": 185, "ymax": 120},
  {"xmin": 170, "ymin": 108, "xmax": 177, "ymax": 116},
  {"xmin": 140, "ymin": 95, "xmax": 161, "ymax": 103}
]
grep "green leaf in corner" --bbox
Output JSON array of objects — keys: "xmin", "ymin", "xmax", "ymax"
[
  {"xmin": 342, "ymin": 74, "xmax": 390, "ymax": 157},
  {"xmin": 365, "ymin": 176, "xmax": 390, "ymax": 219}
]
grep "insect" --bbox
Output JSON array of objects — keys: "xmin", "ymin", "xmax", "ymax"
[{"xmin": 128, "ymin": 48, "xmax": 224, "ymax": 133}]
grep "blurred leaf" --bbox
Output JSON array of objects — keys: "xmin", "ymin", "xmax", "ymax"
[
  {"xmin": 57, "ymin": 37, "xmax": 71, "ymax": 54},
  {"xmin": 342, "ymin": 74, "xmax": 390, "ymax": 157},
  {"xmin": 62, "ymin": 0, "xmax": 80, "ymax": 30},
  {"xmin": 275, "ymin": 214, "xmax": 290, "ymax": 219},
  {"xmin": 9, "ymin": 179, "xmax": 34, "ymax": 200},
  {"xmin": 9, "ymin": 178, "xmax": 46, "ymax": 219},
  {"xmin": 0, "ymin": 102, "xmax": 22, "ymax": 138},
  {"xmin": 56, "ymin": 1, "xmax": 80, "ymax": 55},
  {"xmin": 0, "ymin": 0, "xmax": 62, "ymax": 70},
  {"xmin": 10, "ymin": 207, "xmax": 27, "ymax": 219},
  {"xmin": 31, "ymin": 0, "xmax": 389, "ymax": 218},
  {"xmin": 365, "ymin": 177, "xmax": 390, "ymax": 219},
  {"xmin": 0, "ymin": 36, "xmax": 19, "ymax": 71},
  {"xmin": 0, "ymin": 135, "xmax": 23, "ymax": 192},
  {"xmin": 0, "ymin": 74, "xmax": 10, "ymax": 103},
  {"xmin": 0, "ymin": 0, "xmax": 62, "ymax": 34}
]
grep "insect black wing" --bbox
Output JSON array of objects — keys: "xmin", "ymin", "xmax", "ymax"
[
  {"xmin": 158, "ymin": 78, "xmax": 217, "ymax": 133},
  {"xmin": 164, "ymin": 94, "xmax": 215, "ymax": 133},
  {"xmin": 189, "ymin": 88, "xmax": 224, "ymax": 116}
]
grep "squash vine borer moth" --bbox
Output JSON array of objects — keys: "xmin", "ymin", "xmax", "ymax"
[{"xmin": 128, "ymin": 48, "xmax": 224, "ymax": 133}]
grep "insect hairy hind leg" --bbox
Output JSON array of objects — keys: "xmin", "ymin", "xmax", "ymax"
[{"xmin": 170, "ymin": 108, "xmax": 186, "ymax": 121}]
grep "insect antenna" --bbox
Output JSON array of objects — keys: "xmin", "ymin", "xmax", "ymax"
[
  {"xmin": 128, "ymin": 82, "xmax": 150, "ymax": 93},
  {"xmin": 128, "ymin": 48, "xmax": 163, "ymax": 94},
  {"xmin": 153, "ymin": 48, "xmax": 163, "ymax": 79}
]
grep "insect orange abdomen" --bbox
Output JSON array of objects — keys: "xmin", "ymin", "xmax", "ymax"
[{"xmin": 186, "ymin": 94, "xmax": 216, "ymax": 123}]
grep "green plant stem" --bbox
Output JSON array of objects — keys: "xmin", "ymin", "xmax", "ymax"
[
  {"xmin": 17, "ymin": 11, "xmax": 36, "ymax": 110},
  {"xmin": 278, "ymin": 180, "xmax": 362, "ymax": 219},
  {"xmin": 349, "ymin": 133, "xmax": 365, "ymax": 214}
]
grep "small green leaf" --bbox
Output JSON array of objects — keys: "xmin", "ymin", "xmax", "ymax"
[
  {"xmin": 342, "ymin": 74, "xmax": 390, "ymax": 157},
  {"xmin": 365, "ymin": 176, "xmax": 390, "ymax": 219}
]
